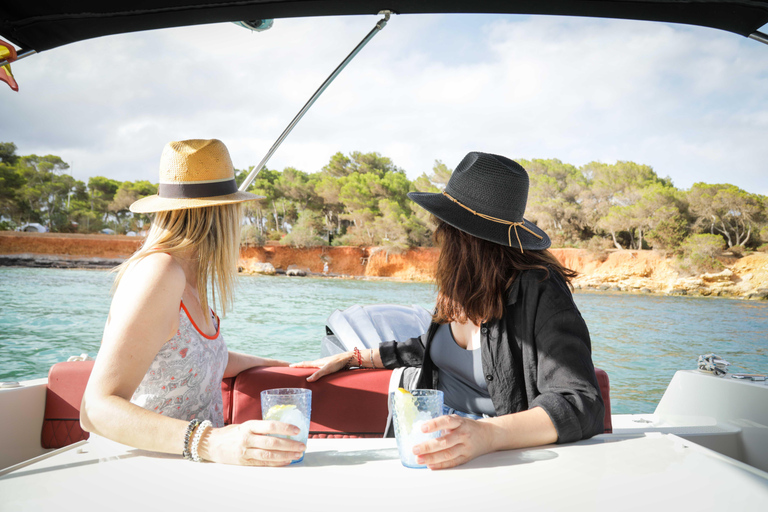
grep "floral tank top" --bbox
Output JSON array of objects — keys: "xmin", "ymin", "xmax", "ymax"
[{"xmin": 131, "ymin": 301, "xmax": 228, "ymax": 427}]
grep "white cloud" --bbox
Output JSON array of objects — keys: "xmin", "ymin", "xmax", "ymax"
[{"xmin": 1, "ymin": 14, "xmax": 766, "ymax": 194}]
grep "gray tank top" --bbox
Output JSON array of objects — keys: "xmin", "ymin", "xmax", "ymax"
[{"xmin": 429, "ymin": 323, "xmax": 495, "ymax": 416}]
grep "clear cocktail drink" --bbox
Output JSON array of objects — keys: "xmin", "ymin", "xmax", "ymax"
[
  {"xmin": 390, "ymin": 388, "xmax": 444, "ymax": 468},
  {"xmin": 261, "ymin": 388, "xmax": 312, "ymax": 463}
]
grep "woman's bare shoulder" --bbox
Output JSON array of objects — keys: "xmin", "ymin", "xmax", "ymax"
[{"xmin": 115, "ymin": 252, "xmax": 186, "ymax": 301}]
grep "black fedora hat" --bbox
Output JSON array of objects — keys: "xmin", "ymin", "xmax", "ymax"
[{"xmin": 408, "ymin": 152, "xmax": 550, "ymax": 251}]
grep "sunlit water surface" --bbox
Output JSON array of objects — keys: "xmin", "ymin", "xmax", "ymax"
[{"xmin": 1, "ymin": 267, "xmax": 766, "ymax": 414}]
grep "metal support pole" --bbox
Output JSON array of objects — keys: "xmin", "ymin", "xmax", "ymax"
[
  {"xmin": 0, "ymin": 48, "xmax": 37, "ymax": 67},
  {"xmin": 748, "ymin": 31, "xmax": 768, "ymax": 46},
  {"xmin": 238, "ymin": 11, "xmax": 391, "ymax": 192}
]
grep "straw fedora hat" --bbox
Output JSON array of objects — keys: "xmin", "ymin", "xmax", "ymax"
[
  {"xmin": 408, "ymin": 152, "xmax": 550, "ymax": 252},
  {"xmin": 130, "ymin": 139, "xmax": 264, "ymax": 213}
]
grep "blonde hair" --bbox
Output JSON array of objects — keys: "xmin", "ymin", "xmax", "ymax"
[{"xmin": 113, "ymin": 203, "xmax": 243, "ymax": 316}]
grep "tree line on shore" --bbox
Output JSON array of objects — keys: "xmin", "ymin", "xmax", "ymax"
[
  {"xmin": 2, "ymin": 141, "xmax": 766, "ymax": 269},
  {"xmin": 0, "ymin": 143, "xmax": 156, "ymax": 235}
]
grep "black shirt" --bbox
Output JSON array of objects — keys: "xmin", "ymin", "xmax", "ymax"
[{"xmin": 379, "ymin": 268, "xmax": 605, "ymax": 443}]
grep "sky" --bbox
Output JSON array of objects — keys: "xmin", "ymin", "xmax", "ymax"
[{"xmin": 2, "ymin": 13, "xmax": 767, "ymax": 195}]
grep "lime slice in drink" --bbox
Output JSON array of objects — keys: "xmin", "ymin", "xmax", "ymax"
[
  {"xmin": 393, "ymin": 388, "xmax": 419, "ymax": 435},
  {"xmin": 264, "ymin": 404, "xmax": 297, "ymax": 422}
]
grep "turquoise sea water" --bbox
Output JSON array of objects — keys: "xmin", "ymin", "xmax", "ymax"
[{"xmin": 1, "ymin": 267, "xmax": 766, "ymax": 414}]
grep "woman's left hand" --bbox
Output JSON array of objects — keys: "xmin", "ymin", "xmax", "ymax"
[
  {"xmin": 290, "ymin": 353, "xmax": 351, "ymax": 382},
  {"xmin": 412, "ymin": 415, "xmax": 495, "ymax": 470}
]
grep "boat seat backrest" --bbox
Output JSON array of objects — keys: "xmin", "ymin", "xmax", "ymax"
[
  {"xmin": 41, "ymin": 362, "xmax": 612, "ymax": 449},
  {"xmin": 230, "ymin": 367, "xmax": 391, "ymax": 438},
  {"xmin": 41, "ymin": 361, "xmax": 93, "ymax": 449},
  {"xmin": 595, "ymin": 367, "xmax": 612, "ymax": 433}
]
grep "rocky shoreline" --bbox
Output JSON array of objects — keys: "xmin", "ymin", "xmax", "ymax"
[
  {"xmin": 2, "ymin": 232, "xmax": 767, "ymax": 300},
  {"xmin": 573, "ymin": 270, "xmax": 768, "ymax": 300},
  {"xmin": 560, "ymin": 249, "xmax": 768, "ymax": 300},
  {"xmin": 0, "ymin": 253, "xmax": 125, "ymax": 269}
]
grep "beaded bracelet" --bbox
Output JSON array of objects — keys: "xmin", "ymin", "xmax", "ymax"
[
  {"xmin": 369, "ymin": 349, "xmax": 376, "ymax": 369},
  {"xmin": 182, "ymin": 419, "xmax": 201, "ymax": 460},
  {"xmin": 354, "ymin": 347, "xmax": 362, "ymax": 367},
  {"xmin": 190, "ymin": 420, "xmax": 212, "ymax": 463}
]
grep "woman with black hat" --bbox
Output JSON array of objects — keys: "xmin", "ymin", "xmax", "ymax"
[
  {"xmin": 81, "ymin": 139, "xmax": 306, "ymax": 466},
  {"xmin": 292, "ymin": 152, "xmax": 604, "ymax": 470}
]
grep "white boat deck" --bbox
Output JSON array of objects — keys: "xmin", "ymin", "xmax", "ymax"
[
  {"xmin": 1, "ymin": 433, "xmax": 767, "ymax": 511},
  {"xmin": 611, "ymin": 370, "xmax": 768, "ymax": 472}
]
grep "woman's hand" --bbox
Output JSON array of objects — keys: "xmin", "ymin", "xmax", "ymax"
[
  {"xmin": 198, "ymin": 420, "xmax": 306, "ymax": 466},
  {"xmin": 412, "ymin": 415, "xmax": 496, "ymax": 470},
  {"xmin": 290, "ymin": 353, "xmax": 352, "ymax": 382}
]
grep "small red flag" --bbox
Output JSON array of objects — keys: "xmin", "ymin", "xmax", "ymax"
[{"xmin": 0, "ymin": 39, "xmax": 19, "ymax": 92}]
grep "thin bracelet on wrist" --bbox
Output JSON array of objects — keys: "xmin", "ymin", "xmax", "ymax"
[
  {"xmin": 182, "ymin": 419, "xmax": 200, "ymax": 460},
  {"xmin": 190, "ymin": 420, "xmax": 212, "ymax": 463},
  {"xmin": 369, "ymin": 349, "xmax": 375, "ymax": 369}
]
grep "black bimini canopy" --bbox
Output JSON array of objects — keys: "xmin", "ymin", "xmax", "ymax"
[{"xmin": 1, "ymin": 0, "xmax": 767, "ymax": 53}]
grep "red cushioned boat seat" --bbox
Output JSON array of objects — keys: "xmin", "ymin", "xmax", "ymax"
[
  {"xmin": 231, "ymin": 367, "xmax": 393, "ymax": 438},
  {"xmin": 595, "ymin": 367, "xmax": 612, "ymax": 434},
  {"xmin": 41, "ymin": 361, "xmax": 236, "ymax": 448},
  {"xmin": 221, "ymin": 377, "xmax": 234, "ymax": 425},
  {"xmin": 41, "ymin": 362, "xmax": 612, "ymax": 449},
  {"xmin": 41, "ymin": 361, "xmax": 94, "ymax": 449}
]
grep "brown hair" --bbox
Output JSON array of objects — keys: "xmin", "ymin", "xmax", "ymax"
[{"xmin": 432, "ymin": 220, "xmax": 577, "ymax": 325}]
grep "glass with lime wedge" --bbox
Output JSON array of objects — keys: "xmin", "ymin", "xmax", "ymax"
[
  {"xmin": 390, "ymin": 388, "xmax": 444, "ymax": 468},
  {"xmin": 261, "ymin": 388, "xmax": 312, "ymax": 463}
]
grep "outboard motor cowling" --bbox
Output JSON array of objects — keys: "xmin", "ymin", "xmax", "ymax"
[{"xmin": 320, "ymin": 304, "xmax": 432, "ymax": 357}]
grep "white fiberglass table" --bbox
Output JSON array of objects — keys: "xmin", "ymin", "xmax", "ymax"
[{"xmin": 1, "ymin": 434, "xmax": 767, "ymax": 511}]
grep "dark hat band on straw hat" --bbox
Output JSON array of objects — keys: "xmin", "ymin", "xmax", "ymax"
[
  {"xmin": 158, "ymin": 178, "xmax": 238, "ymax": 199},
  {"xmin": 442, "ymin": 191, "xmax": 543, "ymax": 253}
]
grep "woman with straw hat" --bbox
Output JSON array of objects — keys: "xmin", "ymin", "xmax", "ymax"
[
  {"xmin": 81, "ymin": 139, "xmax": 306, "ymax": 466},
  {"xmin": 293, "ymin": 152, "xmax": 604, "ymax": 469}
]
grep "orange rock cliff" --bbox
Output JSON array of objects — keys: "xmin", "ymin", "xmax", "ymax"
[{"xmin": 1, "ymin": 232, "xmax": 766, "ymax": 299}]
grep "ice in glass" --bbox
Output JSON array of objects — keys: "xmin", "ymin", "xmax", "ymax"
[
  {"xmin": 261, "ymin": 388, "xmax": 312, "ymax": 463},
  {"xmin": 390, "ymin": 388, "xmax": 444, "ymax": 468}
]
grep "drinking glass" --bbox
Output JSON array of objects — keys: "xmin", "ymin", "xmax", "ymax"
[
  {"xmin": 390, "ymin": 389, "xmax": 444, "ymax": 468},
  {"xmin": 261, "ymin": 388, "xmax": 312, "ymax": 463}
]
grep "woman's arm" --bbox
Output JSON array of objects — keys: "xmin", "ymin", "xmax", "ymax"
[
  {"xmin": 530, "ymin": 304, "xmax": 605, "ymax": 443},
  {"xmin": 290, "ymin": 348, "xmax": 384, "ymax": 382},
  {"xmin": 81, "ymin": 253, "xmax": 189, "ymax": 452},
  {"xmin": 292, "ymin": 328, "xmax": 430, "ymax": 382},
  {"xmin": 413, "ymin": 407, "xmax": 557, "ymax": 470},
  {"xmin": 81, "ymin": 254, "xmax": 305, "ymax": 465},
  {"xmin": 224, "ymin": 351, "xmax": 290, "ymax": 378}
]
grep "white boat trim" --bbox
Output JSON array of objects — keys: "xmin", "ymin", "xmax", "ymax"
[
  {"xmin": 613, "ymin": 370, "xmax": 768, "ymax": 472},
  {"xmin": 0, "ymin": 378, "xmax": 51, "ymax": 470},
  {"xmin": 0, "ymin": 440, "xmax": 87, "ymax": 478}
]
